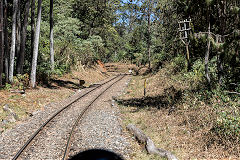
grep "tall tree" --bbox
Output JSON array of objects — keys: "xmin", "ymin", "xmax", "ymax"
[
  {"xmin": 72, "ymin": 0, "xmax": 114, "ymax": 39},
  {"xmin": 31, "ymin": 0, "xmax": 35, "ymax": 57},
  {"xmin": 17, "ymin": 0, "xmax": 31, "ymax": 74},
  {"xmin": 16, "ymin": 0, "xmax": 21, "ymax": 60},
  {"xmin": 0, "ymin": 0, "xmax": 4, "ymax": 86},
  {"xmin": 146, "ymin": 0, "xmax": 153, "ymax": 69},
  {"xmin": 9, "ymin": 0, "xmax": 18, "ymax": 83},
  {"xmin": 4, "ymin": 0, "xmax": 9, "ymax": 83},
  {"xmin": 50, "ymin": 0, "xmax": 54, "ymax": 70},
  {"xmin": 30, "ymin": 0, "xmax": 42, "ymax": 88}
]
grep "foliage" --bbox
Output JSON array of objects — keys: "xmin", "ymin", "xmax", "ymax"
[
  {"xmin": 214, "ymin": 105, "xmax": 240, "ymax": 141},
  {"xmin": 171, "ymin": 55, "xmax": 186, "ymax": 73},
  {"xmin": 0, "ymin": 0, "xmax": 239, "ymax": 154},
  {"xmin": 4, "ymin": 83, "xmax": 12, "ymax": 90},
  {"xmin": 3, "ymin": 74, "xmax": 29, "ymax": 90}
]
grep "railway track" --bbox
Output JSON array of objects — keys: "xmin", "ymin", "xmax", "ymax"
[{"xmin": 12, "ymin": 74, "xmax": 126, "ymax": 160}]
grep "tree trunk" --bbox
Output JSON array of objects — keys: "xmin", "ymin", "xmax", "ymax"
[
  {"xmin": 30, "ymin": 0, "xmax": 42, "ymax": 88},
  {"xmin": 9, "ymin": 0, "xmax": 18, "ymax": 83},
  {"xmin": 127, "ymin": 124, "xmax": 178, "ymax": 160},
  {"xmin": 0, "ymin": 0, "xmax": 4, "ymax": 86},
  {"xmin": 205, "ymin": 22, "xmax": 211, "ymax": 88},
  {"xmin": 147, "ymin": 0, "xmax": 152, "ymax": 69},
  {"xmin": 186, "ymin": 44, "xmax": 190, "ymax": 71},
  {"xmin": 50, "ymin": 0, "xmax": 54, "ymax": 70},
  {"xmin": 31, "ymin": 0, "xmax": 35, "ymax": 57},
  {"xmin": 17, "ymin": 0, "xmax": 30, "ymax": 74},
  {"xmin": 4, "ymin": 0, "xmax": 9, "ymax": 83},
  {"xmin": 218, "ymin": 1, "xmax": 226, "ymax": 85},
  {"xmin": 16, "ymin": 0, "xmax": 21, "ymax": 60},
  {"xmin": 218, "ymin": 52, "xmax": 224, "ymax": 85}
]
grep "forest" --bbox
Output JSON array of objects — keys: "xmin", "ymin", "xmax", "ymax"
[
  {"xmin": 0, "ymin": 0, "xmax": 239, "ymax": 158},
  {"xmin": 0, "ymin": 0, "xmax": 239, "ymax": 88}
]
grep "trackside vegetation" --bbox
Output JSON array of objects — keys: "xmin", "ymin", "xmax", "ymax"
[{"xmin": 0, "ymin": 0, "xmax": 239, "ymax": 158}]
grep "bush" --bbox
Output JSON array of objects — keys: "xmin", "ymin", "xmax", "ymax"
[
  {"xmin": 215, "ymin": 110, "xmax": 240, "ymax": 141},
  {"xmin": 73, "ymin": 36, "xmax": 106, "ymax": 66},
  {"xmin": 183, "ymin": 59, "xmax": 205, "ymax": 84},
  {"xmin": 4, "ymin": 74, "xmax": 30, "ymax": 90},
  {"xmin": 37, "ymin": 62, "xmax": 53, "ymax": 84},
  {"xmin": 171, "ymin": 55, "xmax": 186, "ymax": 73}
]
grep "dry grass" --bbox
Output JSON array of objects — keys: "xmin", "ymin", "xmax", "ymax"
[
  {"xmin": 119, "ymin": 63, "xmax": 240, "ymax": 159},
  {"xmin": 105, "ymin": 62, "xmax": 136, "ymax": 73}
]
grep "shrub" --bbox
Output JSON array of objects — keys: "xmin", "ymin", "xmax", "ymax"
[
  {"xmin": 37, "ymin": 62, "xmax": 53, "ymax": 84},
  {"xmin": 171, "ymin": 54, "xmax": 186, "ymax": 73},
  {"xmin": 215, "ymin": 110, "xmax": 240, "ymax": 141}
]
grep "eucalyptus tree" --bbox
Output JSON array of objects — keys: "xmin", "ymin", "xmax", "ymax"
[
  {"xmin": 9, "ymin": 0, "xmax": 18, "ymax": 83},
  {"xmin": 50, "ymin": 0, "xmax": 54, "ymax": 70},
  {"xmin": 4, "ymin": 0, "xmax": 9, "ymax": 83},
  {"xmin": 0, "ymin": 0, "xmax": 4, "ymax": 86},
  {"xmin": 141, "ymin": 0, "xmax": 159, "ymax": 68},
  {"xmin": 16, "ymin": 0, "xmax": 21, "ymax": 60},
  {"xmin": 72, "ymin": 0, "xmax": 119, "ymax": 38},
  {"xmin": 31, "ymin": 0, "xmax": 35, "ymax": 56},
  {"xmin": 17, "ymin": 0, "xmax": 31, "ymax": 74},
  {"xmin": 30, "ymin": 0, "xmax": 42, "ymax": 88},
  {"xmin": 121, "ymin": 0, "xmax": 159, "ymax": 67}
]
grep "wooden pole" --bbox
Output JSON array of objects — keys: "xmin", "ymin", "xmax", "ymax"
[
  {"xmin": 186, "ymin": 43, "xmax": 190, "ymax": 71},
  {"xmin": 144, "ymin": 79, "xmax": 146, "ymax": 97},
  {"xmin": 178, "ymin": 19, "xmax": 191, "ymax": 71}
]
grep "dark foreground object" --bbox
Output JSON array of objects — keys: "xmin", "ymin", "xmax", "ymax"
[{"xmin": 69, "ymin": 149, "xmax": 124, "ymax": 160}]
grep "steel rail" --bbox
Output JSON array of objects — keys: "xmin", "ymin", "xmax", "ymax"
[
  {"xmin": 12, "ymin": 75, "xmax": 122, "ymax": 160},
  {"xmin": 62, "ymin": 74, "xmax": 126, "ymax": 160}
]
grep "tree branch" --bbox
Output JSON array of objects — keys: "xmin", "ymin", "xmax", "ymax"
[{"xmin": 127, "ymin": 124, "xmax": 178, "ymax": 160}]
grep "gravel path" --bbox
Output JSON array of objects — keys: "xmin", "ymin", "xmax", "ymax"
[{"xmin": 0, "ymin": 75, "xmax": 132, "ymax": 160}]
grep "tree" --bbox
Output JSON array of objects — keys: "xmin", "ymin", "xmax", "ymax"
[
  {"xmin": 205, "ymin": 21, "xmax": 211, "ymax": 87},
  {"xmin": 50, "ymin": 0, "xmax": 54, "ymax": 70},
  {"xmin": 31, "ymin": 0, "xmax": 35, "ymax": 56},
  {"xmin": 9, "ymin": 0, "xmax": 18, "ymax": 83},
  {"xmin": 72, "ymin": 0, "xmax": 115, "ymax": 39},
  {"xmin": 0, "ymin": 0, "xmax": 4, "ymax": 86},
  {"xmin": 146, "ymin": 0, "xmax": 153, "ymax": 69},
  {"xmin": 17, "ymin": 0, "xmax": 31, "ymax": 74},
  {"xmin": 16, "ymin": 0, "xmax": 21, "ymax": 61},
  {"xmin": 4, "ymin": 0, "xmax": 9, "ymax": 83},
  {"xmin": 30, "ymin": 0, "xmax": 42, "ymax": 88},
  {"xmin": 205, "ymin": 4, "xmax": 211, "ymax": 88}
]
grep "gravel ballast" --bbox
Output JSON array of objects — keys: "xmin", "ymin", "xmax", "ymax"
[
  {"xmin": 0, "ymin": 75, "xmax": 132, "ymax": 159},
  {"xmin": 69, "ymin": 75, "xmax": 132, "ymax": 159}
]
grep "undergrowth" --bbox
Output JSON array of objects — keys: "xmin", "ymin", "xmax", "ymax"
[
  {"xmin": 119, "ymin": 56, "xmax": 240, "ymax": 159},
  {"xmin": 170, "ymin": 55, "xmax": 240, "ymax": 151}
]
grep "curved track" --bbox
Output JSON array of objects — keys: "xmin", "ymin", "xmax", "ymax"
[
  {"xmin": 62, "ymin": 75, "xmax": 125, "ymax": 160},
  {"xmin": 12, "ymin": 74, "xmax": 126, "ymax": 160}
]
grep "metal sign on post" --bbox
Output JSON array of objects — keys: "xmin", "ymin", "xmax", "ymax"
[{"xmin": 178, "ymin": 19, "xmax": 192, "ymax": 70}]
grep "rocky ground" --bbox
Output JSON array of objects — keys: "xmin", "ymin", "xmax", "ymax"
[
  {"xmin": 0, "ymin": 75, "xmax": 132, "ymax": 159},
  {"xmin": 0, "ymin": 63, "xmax": 137, "ymax": 160}
]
